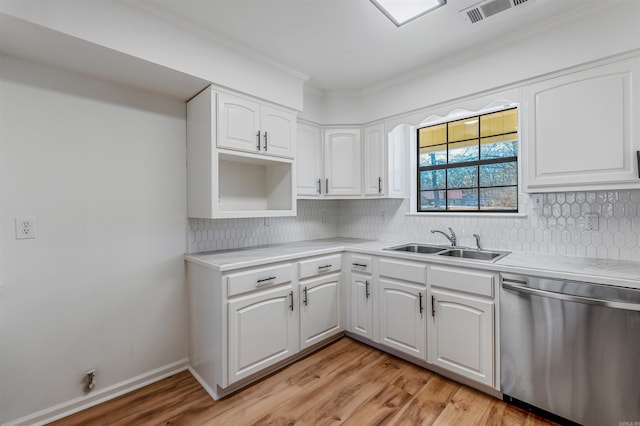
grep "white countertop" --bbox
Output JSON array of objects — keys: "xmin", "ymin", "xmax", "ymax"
[{"xmin": 185, "ymin": 238, "xmax": 640, "ymax": 289}]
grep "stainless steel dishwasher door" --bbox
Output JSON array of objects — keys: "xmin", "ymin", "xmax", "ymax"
[{"xmin": 500, "ymin": 273, "xmax": 640, "ymax": 426}]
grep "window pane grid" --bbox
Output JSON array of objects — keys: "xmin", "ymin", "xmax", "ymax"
[{"xmin": 417, "ymin": 107, "xmax": 518, "ymax": 213}]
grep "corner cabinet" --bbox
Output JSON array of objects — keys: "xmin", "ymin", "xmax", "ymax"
[
  {"xmin": 296, "ymin": 122, "xmax": 410, "ymax": 199},
  {"xmin": 187, "ymin": 87, "xmax": 297, "ymax": 218},
  {"xmin": 524, "ymin": 56, "xmax": 640, "ymax": 192},
  {"xmin": 324, "ymin": 128, "xmax": 362, "ymax": 196}
]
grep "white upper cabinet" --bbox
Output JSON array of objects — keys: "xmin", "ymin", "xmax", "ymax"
[
  {"xmin": 387, "ymin": 124, "xmax": 412, "ymax": 199},
  {"xmin": 218, "ymin": 91, "xmax": 295, "ymax": 158},
  {"xmin": 187, "ymin": 87, "xmax": 296, "ymax": 219},
  {"xmin": 296, "ymin": 123, "xmax": 323, "ymax": 197},
  {"xmin": 524, "ymin": 56, "xmax": 640, "ymax": 192},
  {"xmin": 260, "ymin": 104, "xmax": 297, "ymax": 158},
  {"xmin": 363, "ymin": 124, "xmax": 386, "ymax": 196},
  {"xmin": 323, "ymin": 128, "xmax": 362, "ymax": 196}
]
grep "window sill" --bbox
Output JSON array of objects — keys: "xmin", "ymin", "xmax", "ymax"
[{"xmin": 405, "ymin": 212, "xmax": 527, "ymax": 218}]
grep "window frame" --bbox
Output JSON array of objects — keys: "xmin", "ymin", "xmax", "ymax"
[{"xmin": 415, "ymin": 105, "xmax": 519, "ymax": 214}]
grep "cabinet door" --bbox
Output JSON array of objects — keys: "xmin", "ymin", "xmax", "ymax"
[
  {"xmin": 387, "ymin": 124, "xmax": 411, "ymax": 198},
  {"xmin": 429, "ymin": 288, "xmax": 494, "ymax": 387},
  {"xmin": 227, "ymin": 286, "xmax": 298, "ymax": 386},
  {"xmin": 363, "ymin": 124, "xmax": 386, "ymax": 196},
  {"xmin": 324, "ymin": 129, "xmax": 362, "ymax": 196},
  {"xmin": 350, "ymin": 273, "xmax": 373, "ymax": 340},
  {"xmin": 300, "ymin": 273, "xmax": 341, "ymax": 349},
  {"xmin": 379, "ymin": 278, "xmax": 426, "ymax": 360},
  {"xmin": 524, "ymin": 57, "xmax": 640, "ymax": 192},
  {"xmin": 297, "ymin": 123, "xmax": 322, "ymax": 197},
  {"xmin": 218, "ymin": 92, "xmax": 261, "ymax": 153},
  {"xmin": 261, "ymin": 105, "xmax": 296, "ymax": 158}
]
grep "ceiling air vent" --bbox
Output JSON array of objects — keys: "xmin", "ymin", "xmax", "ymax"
[{"xmin": 461, "ymin": 0, "xmax": 533, "ymax": 25}]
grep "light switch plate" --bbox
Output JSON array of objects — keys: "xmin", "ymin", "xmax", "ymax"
[{"xmin": 15, "ymin": 216, "xmax": 36, "ymax": 239}]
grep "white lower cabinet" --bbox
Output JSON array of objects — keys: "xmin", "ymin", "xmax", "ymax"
[
  {"xmin": 378, "ymin": 258, "xmax": 428, "ymax": 360},
  {"xmin": 300, "ymin": 273, "xmax": 341, "ymax": 349},
  {"xmin": 188, "ymin": 250, "xmax": 501, "ymax": 401},
  {"xmin": 427, "ymin": 265, "xmax": 497, "ymax": 387},
  {"xmin": 350, "ymin": 272, "xmax": 374, "ymax": 340},
  {"xmin": 228, "ymin": 285, "xmax": 298, "ymax": 385},
  {"xmin": 378, "ymin": 278, "xmax": 426, "ymax": 360}
]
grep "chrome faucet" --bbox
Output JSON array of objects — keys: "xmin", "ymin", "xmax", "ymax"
[
  {"xmin": 473, "ymin": 234, "xmax": 482, "ymax": 250},
  {"xmin": 431, "ymin": 227, "xmax": 457, "ymax": 246}
]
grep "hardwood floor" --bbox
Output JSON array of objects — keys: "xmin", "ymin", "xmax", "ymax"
[{"xmin": 51, "ymin": 338, "xmax": 555, "ymax": 426}]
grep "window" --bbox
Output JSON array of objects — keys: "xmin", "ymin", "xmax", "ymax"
[{"xmin": 417, "ymin": 107, "xmax": 518, "ymax": 212}]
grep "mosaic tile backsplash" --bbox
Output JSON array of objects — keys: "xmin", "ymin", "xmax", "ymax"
[{"xmin": 188, "ymin": 191, "xmax": 640, "ymax": 262}]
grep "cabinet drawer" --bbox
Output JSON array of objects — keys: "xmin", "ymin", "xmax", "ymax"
[
  {"xmin": 350, "ymin": 255, "xmax": 372, "ymax": 274},
  {"xmin": 227, "ymin": 263, "xmax": 294, "ymax": 297},
  {"xmin": 379, "ymin": 258, "xmax": 426, "ymax": 284},
  {"xmin": 428, "ymin": 265, "xmax": 494, "ymax": 297},
  {"xmin": 299, "ymin": 254, "xmax": 342, "ymax": 279}
]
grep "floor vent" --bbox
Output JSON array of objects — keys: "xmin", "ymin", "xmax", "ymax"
[{"xmin": 461, "ymin": 0, "xmax": 534, "ymax": 24}]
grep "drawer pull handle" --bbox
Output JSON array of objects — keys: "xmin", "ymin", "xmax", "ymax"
[
  {"xmin": 256, "ymin": 276, "xmax": 277, "ymax": 284},
  {"xmin": 318, "ymin": 264, "xmax": 332, "ymax": 270},
  {"xmin": 637, "ymin": 150, "xmax": 639, "ymax": 179},
  {"xmin": 352, "ymin": 263, "xmax": 368, "ymax": 268},
  {"xmin": 263, "ymin": 131, "xmax": 268, "ymax": 151},
  {"xmin": 378, "ymin": 177, "xmax": 382, "ymax": 194},
  {"xmin": 303, "ymin": 287, "xmax": 308, "ymax": 306},
  {"xmin": 419, "ymin": 292, "xmax": 423, "ymax": 315},
  {"xmin": 289, "ymin": 291, "xmax": 294, "ymax": 311},
  {"xmin": 431, "ymin": 295, "xmax": 436, "ymax": 317},
  {"xmin": 365, "ymin": 280, "xmax": 370, "ymax": 299},
  {"xmin": 256, "ymin": 131, "xmax": 261, "ymax": 151},
  {"xmin": 317, "ymin": 178, "xmax": 322, "ymax": 194}
]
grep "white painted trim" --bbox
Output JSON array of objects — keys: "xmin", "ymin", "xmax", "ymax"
[
  {"xmin": 188, "ymin": 366, "xmax": 220, "ymax": 401},
  {"xmin": 3, "ymin": 359, "xmax": 189, "ymax": 426}
]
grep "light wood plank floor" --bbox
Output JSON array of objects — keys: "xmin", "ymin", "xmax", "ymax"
[{"xmin": 51, "ymin": 338, "xmax": 555, "ymax": 426}]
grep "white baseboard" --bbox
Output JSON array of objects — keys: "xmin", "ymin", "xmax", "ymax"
[{"xmin": 3, "ymin": 359, "xmax": 189, "ymax": 426}]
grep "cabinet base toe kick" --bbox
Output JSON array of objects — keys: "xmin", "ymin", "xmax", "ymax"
[
  {"xmin": 191, "ymin": 333, "xmax": 344, "ymax": 401},
  {"xmin": 344, "ymin": 332, "xmax": 502, "ymax": 401}
]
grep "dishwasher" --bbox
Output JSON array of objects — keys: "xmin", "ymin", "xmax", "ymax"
[{"xmin": 500, "ymin": 273, "xmax": 640, "ymax": 426}]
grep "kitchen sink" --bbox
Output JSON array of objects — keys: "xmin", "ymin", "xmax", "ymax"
[
  {"xmin": 384, "ymin": 243, "xmax": 447, "ymax": 254},
  {"xmin": 437, "ymin": 248, "xmax": 510, "ymax": 262},
  {"xmin": 384, "ymin": 243, "xmax": 510, "ymax": 263}
]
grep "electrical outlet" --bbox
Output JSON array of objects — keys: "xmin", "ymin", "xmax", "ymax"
[
  {"xmin": 380, "ymin": 211, "xmax": 386, "ymax": 222},
  {"xmin": 263, "ymin": 217, "xmax": 271, "ymax": 227},
  {"xmin": 585, "ymin": 213, "xmax": 599, "ymax": 231},
  {"xmin": 15, "ymin": 216, "xmax": 36, "ymax": 239},
  {"xmin": 531, "ymin": 194, "xmax": 543, "ymax": 210}
]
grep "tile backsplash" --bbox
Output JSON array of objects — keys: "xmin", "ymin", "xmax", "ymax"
[
  {"xmin": 188, "ymin": 200, "xmax": 340, "ymax": 253},
  {"xmin": 188, "ymin": 191, "xmax": 640, "ymax": 262}
]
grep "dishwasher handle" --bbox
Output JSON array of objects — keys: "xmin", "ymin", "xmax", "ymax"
[{"xmin": 502, "ymin": 280, "xmax": 640, "ymax": 312}]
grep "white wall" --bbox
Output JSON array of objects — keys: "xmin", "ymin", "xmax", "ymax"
[
  {"xmin": 0, "ymin": 55, "xmax": 188, "ymax": 424},
  {"xmin": 302, "ymin": 0, "xmax": 640, "ymax": 125},
  {"xmin": 0, "ymin": 0, "xmax": 306, "ymax": 110}
]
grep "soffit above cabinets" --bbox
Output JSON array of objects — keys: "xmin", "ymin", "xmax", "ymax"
[
  {"xmin": 0, "ymin": 13, "xmax": 209, "ymax": 101},
  {"xmin": 126, "ymin": 0, "xmax": 607, "ymax": 92}
]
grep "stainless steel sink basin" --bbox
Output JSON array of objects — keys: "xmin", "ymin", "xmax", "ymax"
[
  {"xmin": 384, "ymin": 243, "xmax": 510, "ymax": 263},
  {"xmin": 437, "ymin": 248, "xmax": 510, "ymax": 262},
  {"xmin": 384, "ymin": 243, "xmax": 447, "ymax": 254}
]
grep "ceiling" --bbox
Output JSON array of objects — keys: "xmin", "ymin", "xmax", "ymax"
[{"xmin": 131, "ymin": 0, "xmax": 604, "ymax": 92}]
